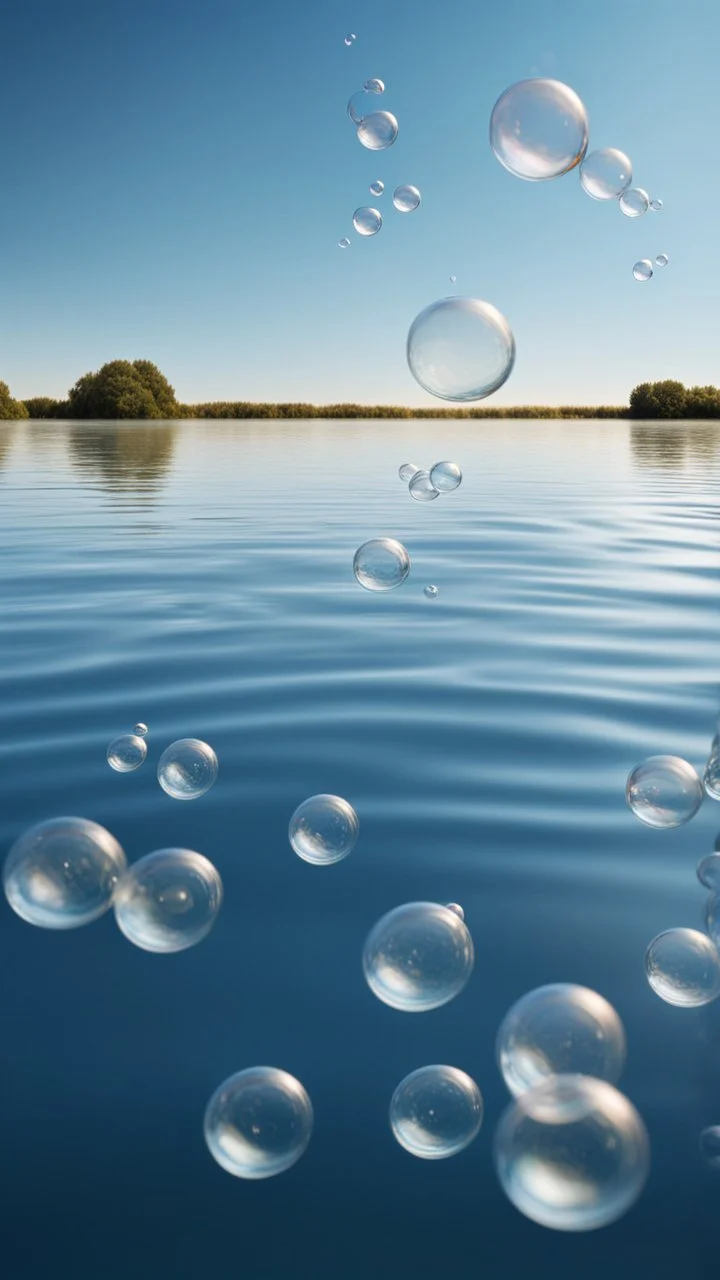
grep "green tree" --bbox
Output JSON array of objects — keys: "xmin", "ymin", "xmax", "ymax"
[
  {"xmin": 66, "ymin": 359, "xmax": 180, "ymax": 419},
  {"xmin": 0, "ymin": 380, "xmax": 29, "ymax": 420},
  {"xmin": 629, "ymin": 380, "xmax": 687, "ymax": 418},
  {"xmin": 23, "ymin": 396, "xmax": 68, "ymax": 418},
  {"xmin": 684, "ymin": 384, "xmax": 720, "ymax": 419}
]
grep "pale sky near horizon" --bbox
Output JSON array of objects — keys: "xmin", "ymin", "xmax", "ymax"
[{"xmin": 1, "ymin": 0, "xmax": 718, "ymax": 407}]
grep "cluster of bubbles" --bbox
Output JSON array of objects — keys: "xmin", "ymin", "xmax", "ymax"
[
  {"xmin": 632, "ymin": 253, "xmax": 669, "ymax": 283},
  {"xmin": 108, "ymin": 723, "xmax": 218, "ymax": 802},
  {"xmin": 399, "ymin": 458, "xmax": 462, "ymax": 503}
]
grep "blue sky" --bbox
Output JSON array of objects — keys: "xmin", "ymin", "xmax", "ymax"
[{"xmin": 0, "ymin": 0, "xmax": 717, "ymax": 406}]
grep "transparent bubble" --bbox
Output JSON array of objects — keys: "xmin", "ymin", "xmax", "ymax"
[
  {"xmin": 445, "ymin": 902, "xmax": 464, "ymax": 919},
  {"xmin": 632, "ymin": 260, "xmax": 653, "ymax": 282},
  {"xmin": 704, "ymin": 735, "xmax": 720, "ymax": 800},
  {"xmin": 369, "ymin": 179, "xmax": 385, "ymax": 197},
  {"xmin": 390, "ymin": 1065, "xmax": 484, "ymax": 1159},
  {"xmin": 353, "ymin": 537, "xmax": 410, "ymax": 591},
  {"xmin": 494, "ymin": 1075, "xmax": 650, "ymax": 1232},
  {"xmin": 3, "ymin": 816, "xmax": 126, "ymax": 930},
  {"xmin": 357, "ymin": 111, "xmax": 398, "ymax": 151},
  {"xmin": 579, "ymin": 148, "xmax": 632, "ymax": 200},
  {"xmin": 408, "ymin": 470, "xmax": 440, "ymax": 502},
  {"xmin": 626, "ymin": 755, "xmax": 703, "ymax": 828},
  {"xmin": 489, "ymin": 79, "xmax": 588, "ymax": 181},
  {"xmin": 204, "ymin": 1067, "xmax": 313, "ymax": 1179},
  {"xmin": 107, "ymin": 733, "xmax": 147, "ymax": 773},
  {"xmin": 655, "ymin": 253, "xmax": 669, "ymax": 268},
  {"xmin": 344, "ymin": 33, "xmax": 356, "ymax": 46},
  {"xmin": 364, "ymin": 77, "xmax": 384, "ymax": 94},
  {"xmin": 700, "ymin": 1126, "xmax": 720, "ymax": 1169},
  {"xmin": 645, "ymin": 927, "xmax": 720, "ymax": 1007},
  {"xmin": 650, "ymin": 198, "xmax": 663, "ymax": 211},
  {"xmin": 133, "ymin": 722, "xmax": 149, "ymax": 738},
  {"xmin": 157, "ymin": 738, "xmax": 218, "ymax": 800},
  {"xmin": 393, "ymin": 184, "xmax": 421, "ymax": 212},
  {"xmin": 497, "ymin": 984, "xmax": 627, "ymax": 1098},
  {"xmin": 619, "ymin": 187, "xmax": 650, "ymax": 217},
  {"xmin": 407, "ymin": 297, "xmax": 516, "ymax": 402},
  {"xmin": 113, "ymin": 848, "xmax": 223, "ymax": 953},
  {"xmin": 348, "ymin": 89, "xmax": 371, "ymax": 125},
  {"xmin": 450, "ymin": 275, "xmax": 457, "ymax": 284},
  {"xmin": 398, "ymin": 462, "xmax": 420, "ymax": 481},
  {"xmin": 430, "ymin": 460, "xmax": 462, "ymax": 492},
  {"xmin": 338, "ymin": 237, "xmax": 351, "ymax": 249},
  {"xmin": 424, "ymin": 584, "xmax": 439, "ymax": 599},
  {"xmin": 697, "ymin": 853, "xmax": 720, "ymax": 890},
  {"xmin": 353, "ymin": 206, "xmax": 382, "ymax": 237},
  {"xmin": 363, "ymin": 901, "xmax": 474, "ymax": 1012},
  {"xmin": 288, "ymin": 794, "xmax": 359, "ymax": 866}
]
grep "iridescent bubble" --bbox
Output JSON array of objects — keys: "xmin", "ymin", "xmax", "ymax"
[
  {"xmin": 348, "ymin": 89, "xmax": 371, "ymax": 125},
  {"xmin": 364, "ymin": 77, "xmax": 384, "ymax": 94},
  {"xmin": 645, "ymin": 927, "xmax": 720, "ymax": 1007},
  {"xmin": 113, "ymin": 848, "xmax": 223, "ymax": 953},
  {"xmin": 107, "ymin": 733, "xmax": 147, "ymax": 773},
  {"xmin": 338, "ymin": 237, "xmax": 351, "ymax": 249},
  {"xmin": 157, "ymin": 738, "xmax": 218, "ymax": 800},
  {"xmin": 704, "ymin": 735, "xmax": 720, "ymax": 800},
  {"xmin": 3, "ymin": 816, "xmax": 126, "ymax": 930},
  {"xmin": 445, "ymin": 902, "xmax": 464, "ymax": 919},
  {"xmin": 650, "ymin": 198, "xmax": 663, "ymax": 212},
  {"xmin": 655, "ymin": 253, "xmax": 669, "ymax": 268},
  {"xmin": 632, "ymin": 260, "xmax": 653, "ymax": 282},
  {"xmin": 344, "ymin": 33, "xmax": 356, "ymax": 46},
  {"xmin": 204, "ymin": 1067, "xmax": 313, "ymax": 1179},
  {"xmin": 700, "ymin": 1126, "xmax": 720, "ymax": 1169},
  {"xmin": 494, "ymin": 1075, "xmax": 650, "ymax": 1232},
  {"xmin": 408, "ymin": 470, "xmax": 439, "ymax": 502},
  {"xmin": 407, "ymin": 297, "xmax": 516, "ymax": 402},
  {"xmin": 353, "ymin": 537, "xmax": 410, "ymax": 591},
  {"xmin": 489, "ymin": 79, "xmax": 588, "ymax": 181},
  {"xmin": 697, "ymin": 853, "xmax": 720, "ymax": 891},
  {"xmin": 357, "ymin": 111, "xmax": 398, "ymax": 151},
  {"xmin": 579, "ymin": 148, "xmax": 632, "ymax": 200},
  {"xmin": 133, "ymin": 722, "xmax": 149, "ymax": 738},
  {"xmin": 497, "ymin": 984, "xmax": 627, "ymax": 1098},
  {"xmin": 363, "ymin": 901, "xmax": 474, "ymax": 1012},
  {"xmin": 353, "ymin": 206, "xmax": 382, "ymax": 237},
  {"xmin": 429, "ymin": 460, "xmax": 462, "ymax": 492},
  {"xmin": 390, "ymin": 1065, "xmax": 483, "ymax": 1159},
  {"xmin": 424, "ymin": 584, "xmax": 439, "ymax": 599},
  {"xmin": 369, "ymin": 179, "xmax": 384, "ymax": 197},
  {"xmin": 619, "ymin": 187, "xmax": 650, "ymax": 218},
  {"xmin": 288, "ymin": 794, "xmax": 359, "ymax": 866},
  {"xmin": 393, "ymin": 184, "xmax": 421, "ymax": 213},
  {"xmin": 398, "ymin": 462, "xmax": 420, "ymax": 481},
  {"xmin": 626, "ymin": 755, "xmax": 703, "ymax": 828}
]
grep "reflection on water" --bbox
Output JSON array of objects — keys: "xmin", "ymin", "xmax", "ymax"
[
  {"xmin": 67, "ymin": 421, "xmax": 177, "ymax": 493},
  {"xmin": 631, "ymin": 421, "xmax": 720, "ymax": 470},
  {"xmin": 0, "ymin": 424, "xmax": 17, "ymax": 470}
]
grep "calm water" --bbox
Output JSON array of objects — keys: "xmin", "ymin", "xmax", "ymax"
[{"xmin": 0, "ymin": 418, "xmax": 718, "ymax": 1279}]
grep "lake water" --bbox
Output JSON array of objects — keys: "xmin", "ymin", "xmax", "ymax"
[{"xmin": 0, "ymin": 418, "xmax": 718, "ymax": 1278}]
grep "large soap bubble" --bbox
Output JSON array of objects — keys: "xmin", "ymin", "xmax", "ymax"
[
  {"xmin": 430, "ymin": 461, "xmax": 462, "ymax": 492},
  {"xmin": 288, "ymin": 794, "xmax": 359, "ymax": 865},
  {"xmin": 408, "ymin": 470, "xmax": 439, "ymax": 502},
  {"xmin": 353, "ymin": 538, "xmax": 410, "ymax": 591},
  {"xmin": 700, "ymin": 1126, "xmax": 720, "ymax": 1169},
  {"xmin": 363, "ymin": 901, "xmax": 474, "ymax": 1011},
  {"xmin": 489, "ymin": 79, "xmax": 588, "ymax": 181},
  {"xmin": 645, "ymin": 927, "xmax": 720, "ymax": 1007},
  {"xmin": 494, "ymin": 1075, "xmax": 650, "ymax": 1231},
  {"xmin": 579, "ymin": 148, "xmax": 632, "ymax": 200},
  {"xmin": 357, "ymin": 111, "xmax": 398, "ymax": 150},
  {"xmin": 204, "ymin": 1067, "xmax": 313, "ymax": 1179},
  {"xmin": 407, "ymin": 297, "xmax": 515, "ymax": 402},
  {"xmin": 107, "ymin": 733, "xmax": 147, "ymax": 773},
  {"xmin": 393, "ymin": 184, "xmax": 421, "ymax": 212},
  {"xmin": 632, "ymin": 260, "xmax": 653, "ymax": 282},
  {"xmin": 626, "ymin": 755, "xmax": 703, "ymax": 828},
  {"xmin": 113, "ymin": 848, "xmax": 222, "ymax": 953},
  {"xmin": 619, "ymin": 187, "xmax": 649, "ymax": 217},
  {"xmin": 390, "ymin": 1065, "xmax": 483, "ymax": 1158},
  {"xmin": 157, "ymin": 738, "xmax": 218, "ymax": 800},
  {"xmin": 697, "ymin": 853, "xmax": 720, "ymax": 890},
  {"xmin": 497, "ymin": 984, "xmax": 626, "ymax": 1098},
  {"xmin": 704, "ymin": 735, "xmax": 720, "ymax": 800},
  {"xmin": 353, "ymin": 207, "xmax": 382, "ymax": 237},
  {"xmin": 3, "ymin": 816, "xmax": 126, "ymax": 930}
]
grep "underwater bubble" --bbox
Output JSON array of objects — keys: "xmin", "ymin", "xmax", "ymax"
[
  {"xmin": 344, "ymin": 33, "xmax": 356, "ymax": 46},
  {"xmin": 645, "ymin": 927, "xmax": 720, "ymax": 1007},
  {"xmin": 407, "ymin": 297, "xmax": 515, "ymax": 402},
  {"xmin": 626, "ymin": 755, "xmax": 703, "ymax": 828},
  {"xmin": 429, "ymin": 460, "xmax": 462, "ymax": 492},
  {"xmin": 157, "ymin": 738, "xmax": 218, "ymax": 800},
  {"xmin": 353, "ymin": 206, "xmax": 382, "ymax": 236},
  {"xmin": 489, "ymin": 79, "xmax": 588, "ymax": 181},
  {"xmin": 697, "ymin": 853, "xmax": 720, "ymax": 891},
  {"xmin": 369, "ymin": 179, "xmax": 385, "ymax": 197},
  {"xmin": 3, "ymin": 816, "xmax": 126, "ymax": 930},
  {"xmin": 133, "ymin": 722, "xmax": 149, "ymax": 738},
  {"xmin": 494, "ymin": 1075, "xmax": 650, "ymax": 1232},
  {"xmin": 704, "ymin": 735, "xmax": 720, "ymax": 800},
  {"xmin": 353, "ymin": 537, "xmax": 410, "ymax": 591},
  {"xmin": 348, "ymin": 89, "xmax": 371, "ymax": 125},
  {"xmin": 107, "ymin": 733, "xmax": 147, "ymax": 773},
  {"xmin": 390, "ymin": 1065, "xmax": 483, "ymax": 1159},
  {"xmin": 393, "ymin": 184, "xmax": 421, "ymax": 212},
  {"xmin": 338, "ymin": 237, "xmax": 351, "ymax": 249},
  {"xmin": 357, "ymin": 111, "xmax": 398, "ymax": 151},
  {"xmin": 204, "ymin": 1067, "xmax": 313, "ymax": 1179},
  {"xmin": 632, "ymin": 260, "xmax": 653, "ymax": 282},
  {"xmin": 579, "ymin": 147, "xmax": 632, "ymax": 200},
  {"xmin": 363, "ymin": 901, "xmax": 474, "ymax": 1012},
  {"xmin": 445, "ymin": 902, "xmax": 464, "ymax": 919},
  {"xmin": 424, "ymin": 584, "xmax": 439, "ymax": 599},
  {"xmin": 655, "ymin": 253, "xmax": 669, "ymax": 268},
  {"xmin": 650, "ymin": 198, "xmax": 663, "ymax": 211},
  {"xmin": 113, "ymin": 848, "xmax": 223, "ymax": 953},
  {"xmin": 619, "ymin": 187, "xmax": 650, "ymax": 218},
  {"xmin": 398, "ymin": 462, "xmax": 420, "ymax": 481},
  {"xmin": 700, "ymin": 1127, "xmax": 720, "ymax": 1169},
  {"xmin": 288, "ymin": 794, "xmax": 359, "ymax": 866},
  {"xmin": 408, "ymin": 470, "xmax": 440, "ymax": 502},
  {"xmin": 497, "ymin": 984, "xmax": 627, "ymax": 1098},
  {"xmin": 364, "ymin": 77, "xmax": 384, "ymax": 93}
]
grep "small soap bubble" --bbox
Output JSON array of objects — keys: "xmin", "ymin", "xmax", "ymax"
[
  {"xmin": 626, "ymin": 755, "xmax": 703, "ymax": 828},
  {"xmin": 288, "ymin": 794, "xmax": 359, "ymax": 865},
  {"xmin": 700, "ymin": 1127, "xmax": 720, "ymax": 1169},
  {"xmin": 619, "ymin": 187, "xmax": 650, "ymax": 217},
  {"xmin": 107, "ymin": 733, "xmax": 147, "ymax": 773},
  {"xmin": 650, "ymin": 198, "xmax": 663, "ymax": 211},
  {"xmin": 633, "ymin": 260, "xmax": 653, "ymax": 282},
  {"xmin": 3, "ymin": 816, "xmax": 126, "ymax": 930},
  {"xmin": 398, "ymin": 462, "xmax": 420, "ymax": 481},
  {"xmin": 497, "ymin": 984, "xmax": 627, "ymax": 1098},
  {"xmin": 157, "ymin": 738, "xmax": 218, "ymax": 800},
  {"xmin": 704, "ymin": 735, "xmax": 720, "ymax": 800},
  {"xmin": 429, "ymin": 460, "xmax": 462, "ymax": 492},
  {"xmin": 357, "ymin": 111, "xmax": 398, "ymax": 151},
  {"xmin": 407, "ymin": 297, "xmax": 515, "ymax": 402},
  {"xmin": 338, "ymin": 237, "xmax": 351, "ymax": 249},
  {"xmin": 393, "ymin": 184, "xmax": 421, "ymax": 212},
  {"xmin": 490, "ymin": 79, "xmax": 588, "ymax": 181},
  {"xmin": 408, "ymin": 470, "xmax": 440, "ymax": 502},
  {"xmin": 445, "ymin": 902, "xmax": 464, "ymax": 919},
  {"xmin": 579, "ymin": 147, "xmax": 632, "ymax": 200},
  {"xmin": 344, "ymin": 33, "xmax": 356, "ymax": 46},
  {"xmin": 348, "ymin": 89, "xmax": 371, "ymax": 125},
  {"xmin": 113, "ymin": 848, "xmax": 223, "ymax": 953},
  {"xmin": 364, "ymin": 77, "xmax": 384, "ymax": 93},
  {"xmin": 645, "ymin": 927, "xmax": 720, "ymax": 1006},
  {"xmin": 655, "ymin": 253, "xmax": 669, "ymax": 268},
  {"xmin": 353, "ymin": 538, "xmax": 410, "ymax": 591},
  {"xmin": 204, "ymin": 1067, "xmax": 313, "ymax": 1179},
  {"xmin": 363, "ymin": 901, "xmax": 474, "ymax": 1012},
  {"xmin": 369, "ymin": 179, "xmax": 384, "ymax": 196},
  {"xmin": 450, "ymin": 275, "xmax": 457, "ymax": 284},
  {"xmin": 390, "ymin": 1065, "xmax": 484, "ymax": 1159},
  {"xmin": 697, "ymin": 853, "xmax": 720, "ymax": 891},
  {"xmin": 353, "ymin": 206, "xmax": 382, "ymax": 236},
  {"xmin": 424, "ymin": 584, "xmax": 439, "ymax": 599},
  {"xmin": 133, "ymin": 722, "xmax": 149, "ymax": 738},
  {"xmin": 494, "ymin": 1075, "xmax": 650, "ymax": 1231}
]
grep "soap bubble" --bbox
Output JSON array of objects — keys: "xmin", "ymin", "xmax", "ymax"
[
  {"xmin": 424, "ymin": 585, "xmax": 439, "ymax": 599},
  {"xmin": 364, "ymin": 77, "xmax": 384, "ymax": 93},
  {"xmin": 353, "ymin": 538, "xmax": 410, "ymax": 591},
  {"xmin": 619, "ymin": 187, "xmax": 650, "ymax": 217},
  {"xmin": 363, "ymin": 901, "xmax": 474, "ymax": 1012},
  {"xmin": 288, "ymin": 794, "xmax": 359, "ymax": 865},
  {"xmin": 347, "ymin": 89, "xmax": 371, "ymax": 125},
  {"xmin": 408, "ymin": 470, "xmax": 440, "ymax": 502},
  {"xmin": 700, "ymin": 1126, "xmax": 720, "ymax": 1169},
  {"xmin": 398, "ymin": 462, "xmax": 420, "ymax": 481},
  {"xmin": 450, "ymin": 275, "xmax": 457, "ymax": 284},
  {"xmin": 344, "ymin": 33, "xmax": 356, "ymax": 46},
  {"xmin": 650, "ymin": 198, "xmax": 663, "ymax": 211},
  {"xmin": 494, "ymin": 1075, "xmax": 650, "ymax": 1232},
  {"xmin": 626, "ymin": 755, "xmax": 703, "ymax": 828},
  {"xmin": 655, "ymin": 253, "xmax": 669, "ymax": 268},
  {"xmin": 133, "ymin": 722, "xmax": 149, "ymax": 737},
  {"xmin": 429, "ymin": 460, "xmax": 462, "ymax": 492},
  {"xmin": 393, "ymin": 184, "xmax": 421, "ymax": 212},
  {"xmin": 407, "ymin": 297, "xmax": 515, "ymax": 402},
  {"xmin": 204, "ymin": 1067, "xmax": 313, "ymax": 1179},
  {"xmin": 338, "ymin": 237, "xmax": 351, "ymax": 249},
  {"xmin": 489, "ymin": 79, "xmax": 588, "ymax": 181},
  {"xmin": 445, "ymin": 902, "xmax": 464, "ymax": 919},
  {"xmin": 697, "ymin": 853, "xmax": 720, "ymax": 890},
  {"xmin": 390, "ymin": 1065, "xmax": 484, "ymax": 1159},
  {"xmin": 704, "ymin": 735, "xmax": 720, "ymax": 800},
  {"xmin": 107, "ymin": 733, "xmax": 147, "ymax": 773},
  {"xmin": 353, "ymin": 206, "xmax": 382, "ymax": 236},
  {"xmin": 357, "ymin": 111, "xmax": 398, "ymax": 151},
  {"xmin": 579, "ymin": 147, "xmax": 632, "ymax": 200},
  {"xmin": 113, "ymin": 848, "xmax": 223, "ymax": 953},
  {"xmin": 645, "ymin": 927, "xmax": 720, "ymax": 1007},
  {"xmin": 369, "ymin": 179, "xmax": 384, "ymax": 196},
  {"xmin": 3, "ymin": 816, "xmax": 126, "ymax": 930},
  {"xmin": 157, "ymin": 738, "xmax": 218, "ymax": 800},
  {"xmin": 497, "ymin": 984, "xmax": 627, "ymax": 1098},
  {"xmin": 632, "ymin": 260, "xmax": 653, "ymax": 282}
]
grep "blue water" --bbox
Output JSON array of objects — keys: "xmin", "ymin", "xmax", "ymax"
[{"xmin": 0, "ymin": 418, "xmax": 718, "ymax": 1278}]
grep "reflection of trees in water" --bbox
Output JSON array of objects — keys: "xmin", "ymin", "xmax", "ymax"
[
  {"xmin": 630, "ymin": 422, "xmax": 720, "ymax": 470},
  {"xmin": 68, "ymin": 423, "xmax": 177, "ymax": 493},
  {"xmin": 0, "ymin": 424, "xmax": 17, "ymax": 469}
]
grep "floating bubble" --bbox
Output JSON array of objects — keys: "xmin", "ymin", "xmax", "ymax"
[
  {"xmin": 619, "ymin": 187, "xmax": 650, "ymax": 218},
  {"xmin": 626, "ymin": 755, "xmax": 703, "ymax": 828},
  {"xmin": 424, "ymin": 584, "xmax": 439, "ymax": 599},
  {"xmin": 497, "ymin": 984, "xmax": 627, "ymax": 1098},
  {"xmin": 650, "ymin": 198, "xmax": 663, "ymax": 211},
  {"xmin": 369, "ymin": 179, "xmax": 384, "ymax": 197},
  {"xmin": 579, "ymin": 147, "xmax": 632, "ymax": 200},
  {"xmin": 489, "ymin": 79, "xmax": 588, "ymax": 181},
  {"xmin": 157, "ymin": 738, "xmax": 218, "ymax": 800},
  {"xmin": 133, "ymin": 722, "xmax": 149, "ymax": 737},
  {"xmin": 494, "ymin": 1075, "xmax": 650, "ymax": 1232},
  {"xmin": 107, "ymin": 733, "xmax": 147, "ymax": 773},
  {"xmin": 353, "ymin": 538, "xmax": 410, "ymax": 591},
  {"xmin": 398, "ymin": 462, "xmax": 420, "ymax": 481},
  {"xmin": 393, "ymin": 184, "xmax": 421, "ymax": 212},
  {"xmin": 655, "ymin": 253, "xmax": 669, "ymax": 268},
  {"xmin": 364, "ymin": 77, "xmax": 384, "ymax": 94},
  {"xmin": 357, "ymin": 111, "xmax": 398, "ymax": 151},
  {"xmin": 390, "ymin": 1065, "xmax": 484, "ymax": 1159},
  {"xmin": 204, "ymin": 1067, "xmax": 313, "ymax": 1179},
  {"xmin": 450, "ymin": 275, "xmax": 457, "ymax": 284},
  {"xmin": 429, "ymin": 460, "xmax": 462, "ymax": 492},
  {"xmin": 645, "ymin": 927, "xmax": 720, "ymax": 1007},
  {"xmin": 353, "ymin": 206, "xmax": 382, "ymax": 237},
  {"xmin": 704, "ymin": 735, "xmax": 720, "ymax": 800},
  {"xmin": 288, "ymin": 794, "xmax": 359, "ymax": 865},
  {"xmin": 344, "ymin": 33, "xmax": 356, "ymax": 46},
  {"xmin": 347, "ymin": 89, "xmax": 371, "ymax": 125},
  {"xmin": 445, "ymin": 902, "xmax": 464, "ymax": 919},
  {"xmin": 3, "ymin": 816, "xmax": 126, "ymax": 930},
  {"xmin": 113, "ymin": 848, "xmax": 223, "ymax": 953},
  {"xmin": 632, "ymin": 260, "xmax": 653, "ymax": 282},
  {"xmin": 408, "ymin": 470, "xmax": 440, "ymax": 502},
  {"xmin": 700, "ymin": 1126, "xmax": 720, "ymax": 1169},
  {"xmin": 407, "ymin": 297, "xmax": 516, "ymax": 402},
  {"xmin": 338, "ymin": 237, "xmax": 351, "ymax": 249},
  {"xmin": 697, "ymin": 853, "xmax": 720, "ymax": 891},
  {"xmin": 363, "ymin": 901, "xmax": 474, "ymax": 1012}
]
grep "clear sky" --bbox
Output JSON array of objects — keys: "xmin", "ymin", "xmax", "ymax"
[{"xmin": 1, "ymin": 0, "xmax": 718, "ymax": 407}]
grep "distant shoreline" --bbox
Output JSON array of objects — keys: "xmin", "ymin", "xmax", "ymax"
[{"xmin": 20, "ymin": 403, "xmax": 630, "ymax": 421}]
